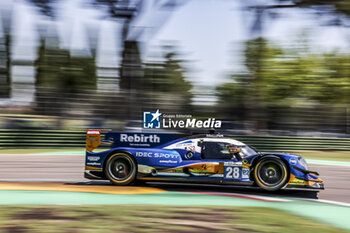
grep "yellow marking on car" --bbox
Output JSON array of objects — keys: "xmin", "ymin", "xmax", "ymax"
[
  {"xmin": 288, "ymin": 174, "xmax": 308, "ymax": 185},
  {"xmin": 0, "ymin": 182, "xmax": 165, "ymax": 195},
  {"xmin": 288, "ymin": 174, "xmax": 323, "ymax": 185},
  {"xmin": 218, "ymin": 163, "xmax": 224, "ymax": 173},
  {"xmin": 161, "ymin": 163, "xmax": 219, "ymax": 174},
  {"xmin": 310, "ymin": 177, "xmax": 323, "ymax": 183},
  {"xmin": 85, "ymin": 166, "xmax": 102, "ymax": 170}
]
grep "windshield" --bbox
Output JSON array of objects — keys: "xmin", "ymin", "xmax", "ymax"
[{"xmin": 236, "ymin": 145, "xmax": 257, "ymax": 157}]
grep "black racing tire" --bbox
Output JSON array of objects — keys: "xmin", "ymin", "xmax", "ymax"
[
  {"xmin": 105, "ymin": 153, "xmax": 137, "ymax": 185},
  {"xmin": 254, "ymin": 156, "xmax": 288, "ymax": 191}
]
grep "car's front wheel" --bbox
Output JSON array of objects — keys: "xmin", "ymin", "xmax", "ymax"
[
  {"xmin": 105, "ymin": 153, "xmax": 137, "ymax": 185},
  {"xmin": 254, "ymin": 156, "xmax": 288, "ymax": 191}
]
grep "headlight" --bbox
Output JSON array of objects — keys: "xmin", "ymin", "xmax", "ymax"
[{"xmin": 298, "ymin": 157, "xmax": 308, "ymax": 169}]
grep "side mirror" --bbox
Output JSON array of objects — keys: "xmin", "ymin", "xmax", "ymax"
[{"xmin": 197, "ymin": 140, "xmax": 203, "ymax": 147}]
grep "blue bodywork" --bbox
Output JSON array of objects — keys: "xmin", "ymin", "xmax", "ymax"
[{"xmin": 85, "ymin": 132, "xmax": 324, "ymax": 190}]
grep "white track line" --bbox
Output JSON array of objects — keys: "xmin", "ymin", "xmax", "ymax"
[{"xmin": 312, "ymin": 199, "xmax": 350, "ymax": 208}]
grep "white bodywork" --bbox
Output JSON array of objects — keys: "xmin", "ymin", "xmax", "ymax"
[{"xmin": 164, "ymin": 137, "xmax": 246, "ymax": 153}]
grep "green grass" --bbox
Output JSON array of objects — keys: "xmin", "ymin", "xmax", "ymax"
[
  {"xmin": 290, "ymin": 151, "xmax": 350, "ymax": 162},
  {"xmin": 0, "ymin": 205, "xmax": 347, "ymax": 233}
]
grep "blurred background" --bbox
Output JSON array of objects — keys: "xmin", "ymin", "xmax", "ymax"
[{"xmin": 0, "ymin": 0, "xmax": 350, "ymax": 138}]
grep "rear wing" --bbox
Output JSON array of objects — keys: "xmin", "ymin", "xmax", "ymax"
[{"xmin": 86, "ymin": 130, "xmax": 184, "ymax": 152}]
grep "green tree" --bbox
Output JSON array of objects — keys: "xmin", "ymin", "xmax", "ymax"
[
  {"xmin": 0, "ymin": 34, "xmax": 11, "ymax": 98},
  {"xmin": 0, "ymin": 9, "xmax": 11, "ymax": 99},
  {"xmin": 143, "ymin": 48, "xmax": 193, "ymax": 112},
  {"xmin": 217, "ymin": 38, "xmax": 350, "ymax": 131},
  {"xmin": 216, "ymin": 38, "xmax": 284, "ymax": 128},
  {"xmin": 35, "ymin": 41, "xmax": 96, "ymax": 91},
  {"xmin": 35, "ymin": 39, "xmax": 96, "ymax": 115},
  {"xmin": 118, "ymin": 45, "xmax": 193, "ymax": 119},
  {"xmin": 144, "ymin": 51, "xmax": 192, "ymax": 94},
  {"xmin": 274, "ymin": 0, "xmax": 350, "ymax": 19}
]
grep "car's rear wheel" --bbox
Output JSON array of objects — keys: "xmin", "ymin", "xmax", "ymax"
[
  {"xmin": 254, "ymin": 157, "xmax": 288, "ymax": 191},
  {"xmin": 105, "ymin": 153, "xmax": 136, "ymax": 185}
]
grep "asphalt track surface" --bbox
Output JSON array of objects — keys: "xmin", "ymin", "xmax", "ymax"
[{"xmin": 0, "ymin": 153, "xmax": 349, "ymax": 203}]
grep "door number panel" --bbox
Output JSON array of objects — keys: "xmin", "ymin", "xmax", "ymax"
[{"xmin": 224, "ymin": 162, "xmax": 249, "ymax": 180}]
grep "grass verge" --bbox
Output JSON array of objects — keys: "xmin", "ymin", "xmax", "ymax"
[
  {"xmin": 290, "ymin": 151, "xmax": 350, "ymax": 162},
  {"xmin": 0, "ymin": 205, "xmax": 347, "ymax": 233}
]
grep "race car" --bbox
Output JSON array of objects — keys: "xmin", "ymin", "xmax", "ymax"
[{"xmin": 85, "ymin": 130, "xmax": 324, "ymax": 191}]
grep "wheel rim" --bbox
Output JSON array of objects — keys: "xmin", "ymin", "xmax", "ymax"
[
  {"xmin": 257, "ymin": 160, "xmax": 284, "ymax": 187},
  {"xmin": 108, "ymin": 157, "xmax": 133, "ymax": 181}
]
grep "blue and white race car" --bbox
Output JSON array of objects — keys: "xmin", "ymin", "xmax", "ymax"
[{"xmin": 85, "ymin": 130, "xmax": 324, "ymax": 191}]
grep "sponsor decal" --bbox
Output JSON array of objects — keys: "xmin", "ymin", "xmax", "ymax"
[
  {"xmin": 143, "ymin": 109, "xmax": 222, "ymax": 129},
  {"xmin": 206, "ymin": 134, "xmax": 224, "ymax": 138},
  {"xmin": 185, "ymin": 151, "xmax": 194, "ymax": 159},
  {"xmin": 87, "ymin": 156, "xmax": 100, "ymax": 161},
  {"xmin": 289, "ymin": 179, "xmax": 307, "ymax": 185},
  {"xmin": 120, "ymin": 134, "xmax": 160, "ymax": 143},
  {"xmin": 106, "ymin": 132, "xmax": 181, "ymax": 148},
  {"xmin": 135, "ymin": 151, "xmax": 179, "ymax": 159},
  {"xmin": 242, "ymin": 168, "xmax": 250, "ymax": 179},
  {"xmin": 177, "ymin": 141, "xmax": 196, "ymax": 152},
  {"xmin": 159, "ymin": 160, "xmax": 178, "ymax": 164},
  {"xmin": 289, "ymin": 174, "xmax": 308, "ymax": 185},
  {"xmin": 87, "ymin": 162, "xmax": 101, "ymax": 166},
  {"xmin": 224, "ymin": 161, "xmax": 242, "ymax": 166}
]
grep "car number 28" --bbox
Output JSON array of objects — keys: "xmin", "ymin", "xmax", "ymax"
[{"xmin": 224, "ymin": 166, "xmax": 241, "ymax": 179}]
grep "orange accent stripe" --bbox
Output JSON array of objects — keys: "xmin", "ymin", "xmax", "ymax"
[
  {"xmin": 85, "ymin": 166, "xmax": 102, "ymax": 170},
  {"xmin": 0, "ymin": 182, "xmax": 164, "ymax": 195}
]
